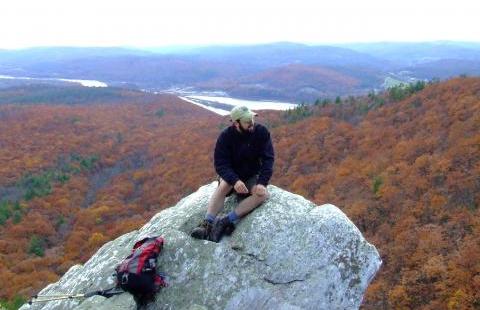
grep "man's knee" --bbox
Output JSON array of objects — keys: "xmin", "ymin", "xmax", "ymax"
[
  {"xmin": 254, "ymin": 190, "xmax": 269, "ymax": 204},
  {"xmin": 216, "ymin": 178, "xmax": 233, "ymax": 196}
]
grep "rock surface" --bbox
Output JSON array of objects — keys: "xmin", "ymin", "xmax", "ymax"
[{"xmin": 21, "ymin": 182, "xmax": 381, "ymax": 310}]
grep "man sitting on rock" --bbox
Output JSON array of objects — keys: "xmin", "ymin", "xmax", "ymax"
[{"xmin": 191, "ymin": 105, "xmax": 275, "ymax": 242}]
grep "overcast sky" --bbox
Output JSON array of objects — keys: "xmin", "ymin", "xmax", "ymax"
[{"xmin": 1, "ymin": 0, "xmax": 479, "ymax": 49}]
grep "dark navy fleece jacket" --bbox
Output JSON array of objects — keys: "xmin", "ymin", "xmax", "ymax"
[{"xmin": 214, "ymin": 123, "xmax": 274, "ymax": 186}]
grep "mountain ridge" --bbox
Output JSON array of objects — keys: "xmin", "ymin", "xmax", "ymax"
[{"xmin": 2, "ymin": 42, "xmax": 479, "ymax": 101}]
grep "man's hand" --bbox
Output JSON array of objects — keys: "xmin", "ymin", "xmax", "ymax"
[
  {"xmin": 253, "ymin": 184, "xmax": 267, "ymax": 197},
  {"xmin": 234, "ymin": 180, "xmax": 249, "ymax": 194}
]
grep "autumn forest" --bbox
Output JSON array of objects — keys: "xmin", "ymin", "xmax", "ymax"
[{"xmin": 0, "ymin": 78, "xmax": 479, "ymax": 309}]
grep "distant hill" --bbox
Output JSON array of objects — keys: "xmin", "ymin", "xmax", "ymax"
[
  {"xmin": 173, "ymin": 42, "xmax": 389, "ymax": 69},
  {"xmin": 0, "ymin": 84, "xmax": 153, "ymax": 105},
  {"xmin": 0, "ymin": 46, "xmax": 151, "ymax": 68},
  {"xmin": 338, "ymin": 41, "xmax": 480, "ymax": 66},
  {"xmin": 207, "ymin": 63, "xmax": 364, "ymax": 101},
  {"xmin": 1, "ymin": 42, "xmax": 480, "ymax": 102},
  {"xmin": 405, "ymin": 58, "xmax": 480, "ymax": 79},
  {"xmin": 340, "ymin": 41, "xmax": 480, "ymax": 81}
]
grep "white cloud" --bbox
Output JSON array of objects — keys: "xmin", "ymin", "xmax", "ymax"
[{"xmin": 0, "ymin": 0, "xmax": 479, "ymax": 48}]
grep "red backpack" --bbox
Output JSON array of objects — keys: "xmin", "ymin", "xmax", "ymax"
[{"xmin": 115, "ymin": 236, "xmax": 167, "ymax": 302}]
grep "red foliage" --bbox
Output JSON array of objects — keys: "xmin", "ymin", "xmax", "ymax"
[{"xmin": 0, "ymin": 78, "xmax": 479, "ymax": 309}]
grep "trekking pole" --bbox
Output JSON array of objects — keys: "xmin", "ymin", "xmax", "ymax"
[
  {"xmin": 28, "ymin": 293, "xmax": 86, "ymax": 304},
  {"xmin": 28, "ymin": 287, "xmax": 124, "ymax": 305}
]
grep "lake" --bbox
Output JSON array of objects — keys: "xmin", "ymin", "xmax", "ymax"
[{"xmin": 179, "ymin": 94, "xmax": 297, "ymax": 116}]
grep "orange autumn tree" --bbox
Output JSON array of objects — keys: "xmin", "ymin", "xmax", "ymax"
[{"xmin": 0, "ymin": 78, "xmax": 479, "ymax": 309}]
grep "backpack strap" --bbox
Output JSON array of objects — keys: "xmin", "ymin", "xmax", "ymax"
[{"xmin": 116, "ymin": 236, "xmax": 165, "ymax": 274}]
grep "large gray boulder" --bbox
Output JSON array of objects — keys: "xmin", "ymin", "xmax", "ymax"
[{"xmin": 21, "ymin": 182, "xmax": 381, "ymax": 310}]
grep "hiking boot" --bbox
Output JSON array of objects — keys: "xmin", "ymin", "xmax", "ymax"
[
  {"xmin": 223, "ymin": 219, "xmax": 236, "ymax": 236},
  {"xmin": 190, "ymin": 220, "xmax": 213, "ymax": 240},
  {"xmin": 210, "ymin": 216, "xmax": 236, "ymax": 242}
]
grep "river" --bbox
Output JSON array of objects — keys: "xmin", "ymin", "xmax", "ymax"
[
  {"xmin": 0, "ymin": 74, "xmax": 297, "ymax": 115},
  {"xmin": 0, "ymin": 74, "xmax": 108, "ymax": 87},
  {"xmin": 179, "ymin": 94, "xmax": 297, "ymax": 116}
]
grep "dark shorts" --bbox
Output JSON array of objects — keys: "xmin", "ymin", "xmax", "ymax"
[{"xmin": 218, "ymin": 175, "xmax": 258, "ymax": 198}]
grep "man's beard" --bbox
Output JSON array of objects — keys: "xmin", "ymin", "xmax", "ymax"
[{"xmin": 239, "ymin": 125, "xmax": 253, "ymax": 135}]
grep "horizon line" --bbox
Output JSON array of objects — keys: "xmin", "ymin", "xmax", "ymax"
[{"xmin": 2, "ymin": 40, "xmax": 480, "ymax": 51}]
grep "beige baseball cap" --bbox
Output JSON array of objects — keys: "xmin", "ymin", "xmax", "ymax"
[{"xmin": 230, "ymin": 105, "xmax": 258, "ymax": 122}]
